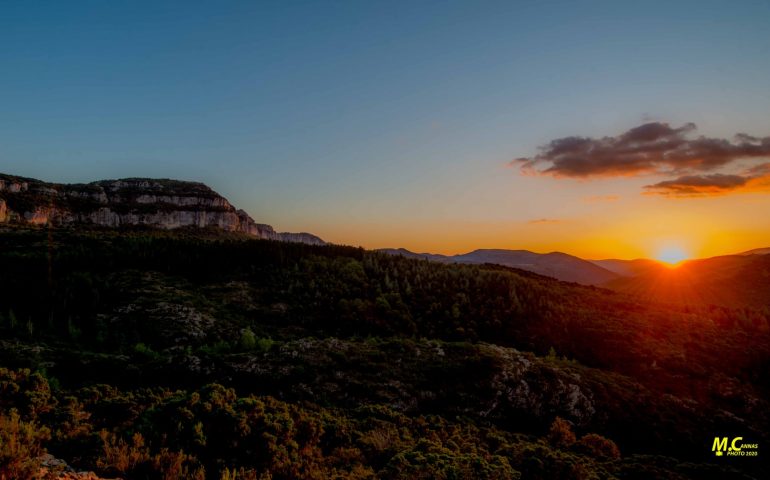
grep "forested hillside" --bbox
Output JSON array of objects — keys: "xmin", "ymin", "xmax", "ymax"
[{"xmin": 0, "ymin": 226, "xmax": 767, "ymax": 479}]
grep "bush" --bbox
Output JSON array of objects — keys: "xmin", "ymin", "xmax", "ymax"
[
  {"xmin": 239, "ymin": 328, "xmax": 257, "ymax": 351},
  {"xmin": 576, "ymin": 433, "xmax": 620, "ymax": 459},
  {"xmin": 0, "ymin": 410, "xmax": 51, "ymax": 480}
]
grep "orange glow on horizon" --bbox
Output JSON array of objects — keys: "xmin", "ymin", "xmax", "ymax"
[{"xmin": 293, "ymin": 209, "xmax": 770, "ymax": 262}]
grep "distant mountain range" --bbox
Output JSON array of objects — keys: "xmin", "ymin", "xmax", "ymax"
[
  {"xmin": 382, "ymin": 247, "xmax": 770, "ymax": 308},
  {"xmin": 380, "ymin": 248, "xmax": 621, "ymax": 285},
  {"xmin": 4, "ymin": 171, "xmax": 770, "ymax": 308}
]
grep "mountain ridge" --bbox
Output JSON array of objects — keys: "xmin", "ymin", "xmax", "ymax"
[
  {"xmin": 380, "ymin": 247, "xmax": 620, "ymax": 285},
  {"xmin": 0, "ymin": 172, "xmax": 324, "ymax": 245},
  {"xmin": 589, "ymin": 258, "xmax": 663, "ymax": 277},
  {"xmin": 740, "ymin": 247, "xmax": 770, "ymax": 255}
]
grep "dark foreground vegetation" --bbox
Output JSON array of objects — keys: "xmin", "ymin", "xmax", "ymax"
[{"xmin": 0, "ymin": 226, "xmax": 768, "ymax": 478}]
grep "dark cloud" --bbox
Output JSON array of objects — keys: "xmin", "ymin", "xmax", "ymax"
[
  {"xmin": 644, "ymin": 174, "xmax": 749, "ymax": 197},
  {"xmin": 514, "ymin": 122, "xmax": 770, "ymax": 179},
  {"xmin": 643, "ymin": 162, "xmax": 770, "ymax": 196}
]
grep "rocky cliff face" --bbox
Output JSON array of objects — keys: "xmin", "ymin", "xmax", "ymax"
[{"xmin": 0, "ymin": 173, "xmax": 325, "ymax": 245}]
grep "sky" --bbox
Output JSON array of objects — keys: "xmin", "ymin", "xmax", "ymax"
[{"xmin": 2, "ymin": 0, "xmax": 770, "ymax": 259}]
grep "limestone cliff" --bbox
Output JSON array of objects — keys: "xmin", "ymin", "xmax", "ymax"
[{"xmin": 0, "ymin": 173, "xmax": 325, "ymax": 245}]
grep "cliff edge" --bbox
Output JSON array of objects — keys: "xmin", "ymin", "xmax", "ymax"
[{"xmin": 0, "ymin": 173, "xmax": 325, "ymax": 245}]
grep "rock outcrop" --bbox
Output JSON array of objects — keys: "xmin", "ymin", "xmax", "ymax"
[
  {"xmin": 0, "ymin": 173, "xmax": 325, "ymax": 245},
  {"xmin": 37, "ymin": 454, "xmax": 118, "ymax": 480}
]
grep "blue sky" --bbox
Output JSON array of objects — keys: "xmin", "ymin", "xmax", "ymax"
[{"xmin": 2, "ymin": 1, "xmax": 770, "ymax": 256}]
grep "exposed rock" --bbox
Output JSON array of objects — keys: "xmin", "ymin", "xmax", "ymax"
[
  {"xmin": 37, "ymin": 453, "xmax": 119, "ymax": 479},
  {"xmin": 0, "ymin": 173, "xmax": 324, "ymax": 245}
]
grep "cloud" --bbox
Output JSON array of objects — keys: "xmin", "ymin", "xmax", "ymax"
[
  {"xmin": 528, "ymin": 218, "xmax": 561, "ymax": 224},
  {"xmin": 745, "ymin": 162, "xmax": 770, "ymax": 176},
  {"xmin": 514, "ymin": 122, "xmax": 770, "ymax": 179},
  {"xmin": 644, "ymin": 167, "xmax": 770, "ymax": 197},
  {"xmin": 643, "ymin": 174, "xmax": 748, "ymax": 197}
]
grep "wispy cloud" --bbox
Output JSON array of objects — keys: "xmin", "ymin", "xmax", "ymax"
[
  {"xmin": 644, "ymin": 168, "xmax": 770, "ymax": 197},
  {"xmin": 644, "ymin": 174, "xmax": 748, "ymax": 197},
  {"xmin": 745, "ymin": 162, "xmax": 770, "ymax": 177},
  {"xmin": 528, "ymin": 218, "xmax": 561, "ymax": 224},
  {"xmin": 512, "ymin": 122, "xmax": 770, "ymax": 197}
]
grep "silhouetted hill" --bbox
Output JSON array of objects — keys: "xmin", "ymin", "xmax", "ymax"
[
  {"xmin": 740, "ymin": 247, "xmax": 770, "ymax": 255},
  {"xmin": 381, "ymin": 248, "xmax": 620, "ymax": 285},
  {"xmin": 605, "ymin": 253, "xmax": 770, "ymax": 308},
  {"xmin": 590, "ymin": 258, "xmax": 664, "ymax": 277}
]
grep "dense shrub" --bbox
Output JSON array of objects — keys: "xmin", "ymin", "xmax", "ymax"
[
  {"xmin": 576, "ymin": 433, "xmax": 621, "ymax": 460},
  {"xmin": 0, "ymin": 410, "xmax": 50, "ymax": 480}
]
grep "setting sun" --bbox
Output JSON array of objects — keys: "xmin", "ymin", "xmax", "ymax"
[{"xmin": 656, "ymin": 245, "xmax": 690, "ymax": 265}]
